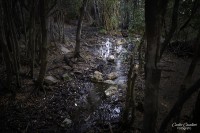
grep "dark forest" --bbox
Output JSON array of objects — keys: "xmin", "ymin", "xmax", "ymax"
[{"xmin": 0, "ymin": 0, "xmax": 199, "ymax": 133}]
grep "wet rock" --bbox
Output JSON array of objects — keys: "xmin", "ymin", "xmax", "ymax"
[
  {"xmin": 116, "ymin": 38, "xmax": 126, "ymax": 45},
  {"xmin": 44, "ymin": 76, "xmax": 58, "ymax": 85},
  {"xmin": 61, "ymin": 46, "xmax": 71, "ymax": 54},
  {"xmin": 107, "ymin": 72, "xmax": 118, "ymax": 80},
  {"xmin": 61, "ymin": 118, "xmax": 72, "ymax": 127},
  {"xmin": 62, "ymin": 65, "xmax": 72, "ymax": 70},
  {"xmin": 107, "ymin": 55, "xmax": 115, "ymax": 62},
  {"xmin": 104, "ymin": 80, "xmax": 115, "ymax": 85},
  {"xmin": 105, "ymin": 86, "xmax": 118, "ymax": 96},
  {"xmin": 62, "ymin": 73, "xmax": 71, "ymax": 81},
  {"xmin": 91, "ymin": 71, "xmax": 103, "ymax": 82}
]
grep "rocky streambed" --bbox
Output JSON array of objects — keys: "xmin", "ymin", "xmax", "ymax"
[{"xmin": 0, "ymin": 26, "xmax": 142, "ymax": 133}]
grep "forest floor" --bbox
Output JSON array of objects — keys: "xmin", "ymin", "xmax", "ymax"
[{"xmin": 0, "ymin": 24, "xmax": 199, "ymax": 133}]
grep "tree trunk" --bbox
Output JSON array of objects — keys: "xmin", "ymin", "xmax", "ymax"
[
  {"xmin": 0, "ymin": 21, "xmax": 13, "ymax": 91},
  {"xmin": 142, "ymin": 0, "xmax": 162, "ymax": 132},
  {"xmin": 29, "ymin": 0, "xmax": 37, "ymax": 78},
  {"xmin": 74, "ymin": 0, "xmax": 88, "ymax": 57},
  {"xmin": 36, "ymin": 0, "xmax": 48, "ymax": 91},
  {"xmin": 122, "ymin": 56, "xmax": 137, "ymax": 129}
]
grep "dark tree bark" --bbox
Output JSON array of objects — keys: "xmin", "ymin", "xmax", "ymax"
[
  {"xmin": 74, "ymin": 0, "xmax": 88, "ymax": 57},
  {"xmin": 123, "ymin": 0, "xmax": 130, "ymax": 29},
  {"xmin": 3, "ymin": 0, "xmax": 21, "ymax": 88},
  {"xmin": 36, "ymin": 0, "xmax": 48, "ymax": 91},
  {"xmin": 0, "ymin": 19, "xmax": 13, "ymax": 91},
  {"xmin": 29, "ymin": 0, "xmax": 37, "ymax": 78},
  {"xmin": 142, "ymin": 0, "xmax": 162, "ymax": 132}
]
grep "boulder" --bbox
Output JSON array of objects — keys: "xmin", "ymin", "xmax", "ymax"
[
  {"xmin": 44, "ymin": 76, "xmax": 58, "ymax": 85},
  {"xmin": 61, "ymin": 46, "xmax": 70, "ymax": 54},
  {"xmin": 91, "ymin": 71, "xmax": 103, "ymax": 82},
  {"xmin": 107, "ymin": 72, "xmax": 118, "ymax": 80},
  {"xmin": 62, "ymin": 73, "xmax": 71, "ymax": 81},
  {"xmin": 116, "ymin": 38, "xmax": 126, "ymax": 45},
  {"xmin": 104, "ymin": 80, "xmax": 116, "ymax": 85},
  {"xmin": 61, "ymin": 118, "xmax": 72, "ymax": 127},
  {"xmin": 107, "ymin": 55, "xmax": 115, "ymax": 62},
  {"xmin": 105, "ymin": 86, "xmax": 118, "ymax": 96}
]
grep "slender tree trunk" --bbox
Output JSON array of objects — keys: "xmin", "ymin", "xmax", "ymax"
[
  {"xmin": 36, "ymin": 0, "xmax": 48, "ymax": 91},
  {"xmin": 122, "ymin": 56, "xmax": 134, "ymax": 126},
  {"xmin": 4, "ymin": 0, "xmax": 21, "ymax": 88},
  {"xmin": 123, "ymin": 0, "xmax": 130, "ymax": 29},
  {"xmin": 74, "ymin": 0, "xmax": 88, "ymax": 57},
  {"xmin": 0, "ymin": 23, "xmax": 13, "ymax": 91},
  {"xmin": 29, "ymin": 0, "xmax": 37, "ymax": 78}
]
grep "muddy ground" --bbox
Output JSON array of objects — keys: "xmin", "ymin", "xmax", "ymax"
[{"xmin": 0, "ymin": 24, "xmax": 199, "ymax": 133}]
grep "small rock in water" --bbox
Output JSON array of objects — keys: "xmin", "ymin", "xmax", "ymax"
[
  {"xmin": 62, "ymin": 73, "xmax": 71, "ymax": 81},
  {"xmin": 104, "ymin": 80, "xmax": 116, "ymax": 85},
  {"xmin": 61, "ymin": 118, "xmax": 72, "ymax": 127},
  {"xmin": 91, "ymin": 71, "xmax": 103, "ymax": 82},
  {"xmin": 44, "ymin": 76, "xmax": 58, "ymax": 85},
  {"xmin": 107, "ymin": 72, "xmax": 118, "ymax": 80},
  {"xmin": 105, "ymin": 86, "xmax": 118, "ymax": 96},
  {"xmin": 107, "ymin": 55, "xmax": 115, "ymax": 62}
]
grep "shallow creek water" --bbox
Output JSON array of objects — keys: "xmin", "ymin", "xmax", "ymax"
[{"xmin": 69, "ymin": 36, "xmax": 134, "ymax": 132}]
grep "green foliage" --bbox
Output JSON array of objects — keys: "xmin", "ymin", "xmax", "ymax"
[{"xmin": 130, "ymin": 8, "xmax": 145, "ymax": 33}]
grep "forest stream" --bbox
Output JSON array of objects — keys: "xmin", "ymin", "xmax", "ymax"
[
  {"xmin": 1, "ymin": 23, "xmax": 199, "ymax": 133},
  {"xmin": 1, "ymin": 0, "xmax": 200, "ymax": 132},
  {"xmin": 0, "ymin": 26, "xmax": 141, "ymax": 133},
  {"xmin": 62, "ymin": 29, "xmax": 136, "ymax": 132}
]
